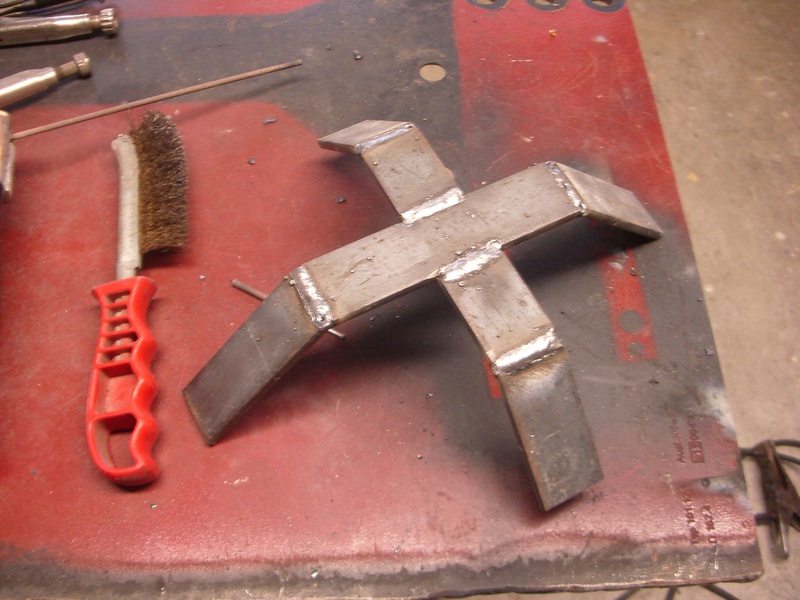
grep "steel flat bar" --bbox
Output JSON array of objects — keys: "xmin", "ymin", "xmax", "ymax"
[
  {"xmin": 186, "ymin": 159, "xmax": 660, "ymax": 449},
  {"xmin": 299, "ymin": 163, "xmax": 581, "ymax": 322},
  {"xmin": 438, "ymin": 249, "xmax": 602, "ymax": 509},
  {"xmin": 319, "ymin": 120, "xmax": 460, "ymax": 218},
  {"xmin": 185, "ymin": 121, "xmax": 662, "ymax": 507},
  {"xmin": 185, "ymin": 277, "xmax": 323, "ymax": 445}
]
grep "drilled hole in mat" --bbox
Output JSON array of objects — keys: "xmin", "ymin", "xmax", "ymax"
[
  {"xmin": 584, "ymin": 0, "xmax": 625, "ymax": 12},
  {"xmin": 419, "ymin": 63, "xmax": 447, "ymax": 82},
  {"xmin": 467, "ymin": 0, "xmax": 509, "ymax": 10},
  {"xmin": 527, "ymin": 0, "xmax": 569, "ymax": 10}
]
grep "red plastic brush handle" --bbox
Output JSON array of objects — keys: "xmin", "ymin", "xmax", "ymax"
[{"xmin": 87, "ymin": 276, "xmax": 159, "ymax": 486}]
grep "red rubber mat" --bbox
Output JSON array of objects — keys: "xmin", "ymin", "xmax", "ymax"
[{"xmin": 0, "ymin": 1, "xmax": 761, "ymax": 597}]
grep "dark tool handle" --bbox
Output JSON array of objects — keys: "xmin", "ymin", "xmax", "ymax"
[{"xmin": 87, "ymin": 276, "xmax": 159, "ymax": 486}]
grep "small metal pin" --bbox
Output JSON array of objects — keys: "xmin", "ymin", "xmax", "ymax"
[
  {"xmin": 231, "ymin": 279, "xmax": 345, "ymax": 339},
  {"xmin": 231, "ymin": 278, "xmax": 266, "ymax": 301}
]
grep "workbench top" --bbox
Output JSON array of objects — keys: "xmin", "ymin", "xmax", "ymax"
[{"xmin": 0, "ymin": 1, "xmax": 761, "ymax": 597}]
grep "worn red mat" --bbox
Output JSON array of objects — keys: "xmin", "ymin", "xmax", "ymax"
[{"xmin": 0, "ymin": 1, "xmax": 760, "ymax": 597}]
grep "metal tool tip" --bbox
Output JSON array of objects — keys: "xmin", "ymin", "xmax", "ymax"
[
  {"xmin": 99, "ymin": 8, "xmax": 119, "ymax": 35},
  {"xmin": 73, "ymin": 53, "xmax": 92, "ymax": 78}
]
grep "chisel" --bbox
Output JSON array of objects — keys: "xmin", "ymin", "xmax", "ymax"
[{"xmin": 86, "ymin": 111, "xmax": 187, "ymax": 486}]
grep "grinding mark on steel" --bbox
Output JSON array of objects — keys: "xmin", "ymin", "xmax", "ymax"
[
  {"xmin": 245, "ymin": 321, "xmax": 271, "ymax": 370},
  {"xmin": 542, "ymin": 427, "xmax": 566, "ymax": 443},
  {"xmin": 389, "ymin": 155, "xmax": 431, "ymax": 184}
]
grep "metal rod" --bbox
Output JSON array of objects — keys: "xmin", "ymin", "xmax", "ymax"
[
  {"xmin": 11, "ymin": 59, "xmax": 303, "ymax": 140},
  {"xmin": 702, "ymin": 584, "xmax": 741, "ymax": 600},
  {"xmin": 326, "ymin": 327, "xmax": 346, "ymax": 340},
  {"xmin": 231, "ymin": 279, "xmax": 345, "ymax": 340},
  {"xmin": 231, "ymin": 278, "xmax": 267, "ymax": 301}
]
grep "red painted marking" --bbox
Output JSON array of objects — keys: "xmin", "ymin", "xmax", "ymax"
[
  {"xmin": 483, "ymin": 358, "xmax": 505, "ymax": 400},
  {"xmin": 118, "ymin": 0, "xmax": 325, "ymax": 18},
  {"xmin": 597, "ymin": 249, "xmax": 658, "ymax": 361}
]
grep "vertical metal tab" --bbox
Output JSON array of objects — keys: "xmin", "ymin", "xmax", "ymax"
[{"xmin": 319, "ymin": 120, "xmax": 461, "ymax": 217}]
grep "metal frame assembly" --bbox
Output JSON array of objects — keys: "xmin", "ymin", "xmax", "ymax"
[{"xmin": 184, "ymin": 120, "xmax": 662, "ymax": 511}]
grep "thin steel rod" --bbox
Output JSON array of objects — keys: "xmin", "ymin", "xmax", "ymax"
[
  {"xmin": 779, "ymin": 453, "xmax": 800, "ymax": 466},
  {"xmin": 231, "ymin": 279, "xmax": 345, "ymax": 340},
  {"xmin": 231, "ymin": 278, "xmax": 267, "ymax": 301},
  {"xmin": 773, "ymin": 439, "xmax": 800, "ymax": 449},
  {"xmin": 702, "ymin": 584, "xmax": 741, "ymax": 600},
  {"xmin": 11, "ymin": 59, "xmax": 303, "ymax": 140}
]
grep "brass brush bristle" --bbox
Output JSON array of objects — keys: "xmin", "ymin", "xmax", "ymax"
[{"xmin": 130, "ymin": 111, "xmax": 188, "ymax": 254}]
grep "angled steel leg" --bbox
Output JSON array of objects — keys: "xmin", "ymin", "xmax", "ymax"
[
  {"xmin": 438, "ymin": 245, "xmax": 601, "ymax": 510},
  {"xmin": 184, "ymin": 120, "xmax": 661, "ymax": 510},
  {"xmin": 186, "ymin": 278, "xmax": 324, "ymax": 445}
]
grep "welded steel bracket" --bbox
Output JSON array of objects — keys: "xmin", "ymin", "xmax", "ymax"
[{"xmin": 184, "ymin": 120, "xmax": 662, "ymax": 510}]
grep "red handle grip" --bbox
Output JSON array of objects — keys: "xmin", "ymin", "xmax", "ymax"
[{"xmin": 87, "ymin": 276, "xmax": 159, "ymax": 486}]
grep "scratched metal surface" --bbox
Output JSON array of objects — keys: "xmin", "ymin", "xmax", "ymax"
[{"xmin": 0, "ymin": 1, "xmax": 761, "ymax": 597}]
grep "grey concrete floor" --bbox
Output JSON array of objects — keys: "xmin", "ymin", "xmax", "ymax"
[{"xmin": 477, "ymin": 1, "xmax": 800, "ymax": 599}]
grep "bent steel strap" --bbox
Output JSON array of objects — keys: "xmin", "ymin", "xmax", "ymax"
[{"xmin": 184, "ymin": 120, "xmax": 662, "ymax": 510}]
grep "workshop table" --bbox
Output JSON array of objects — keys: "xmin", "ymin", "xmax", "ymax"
[{"xmin": 0, "ymin": 1, "xmax": 762, "ymax": 597}]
